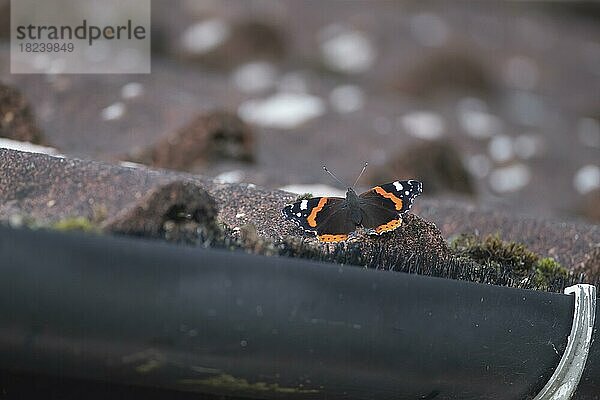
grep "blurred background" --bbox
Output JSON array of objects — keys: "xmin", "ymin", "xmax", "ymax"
[{"xmin": 0, "ymin": 0, "xmax": 598, "ymax": 222}]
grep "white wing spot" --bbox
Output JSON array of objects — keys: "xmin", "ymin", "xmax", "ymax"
[
  {"xmin": 296, "ymin": 212, "xmax": 302, "ymax": 217},
  {"xmin": 393, "ymin": 181, "xmax": 403, "ymax": 191},
  {"xmin": 300, "ymin": 200, "xmax": 309, "ymax": 210},
  {"xmin": 405, "ymin": 191, "xmax": 410, "ymax": 195}
]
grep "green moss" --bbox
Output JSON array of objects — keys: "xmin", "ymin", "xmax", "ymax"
[
  {"xmin": 178, "ymin": 374, "xmax": 319, "ymax": 394},
  {"xmin": 450, "ymin": 234, "xmax": 570, "ymax": 290},
  {"xmin": 451, "ymin": 234, "xmax": 536, "ymax": 273},
  {"xmin": 294, "ymin": 193, "xmax": 313, "ymax": 201},
  {"xmin": 51, "ymin": 217, "xmax": 99, "ymax": 233},
  {"xmin": 134, "ymin": 359, "xmax": 162, "ymax": 374},
  {"xmin": 534, "ymin": 257, "xmax": 569, "ymax": 289}
]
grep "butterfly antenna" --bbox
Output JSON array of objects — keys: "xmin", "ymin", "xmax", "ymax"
[
  {"xmin": 353, "ymin": 162, "xmax": 368, "ymax": 187},
  {"xmin": 323, "ymin": 165, "xmax": 346, "ymax": 187}
]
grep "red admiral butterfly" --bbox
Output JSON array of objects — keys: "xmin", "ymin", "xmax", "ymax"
[{"xmin": 282, "ymin": 163, "xmax": 422, "ymax": 243}]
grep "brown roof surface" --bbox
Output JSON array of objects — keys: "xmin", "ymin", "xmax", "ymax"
[{"xmin": 1, "ymin": 148, "xmax": 597, "ymax": 269}]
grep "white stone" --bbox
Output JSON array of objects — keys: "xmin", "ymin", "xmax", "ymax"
[
  {"xmin": 181, "ymin": 19, "xmax": 230, "ymax": 54},
  {"xmin": 121, "ymin": 82, "xmax": 144, "ymax": 99},
  {"xmin": 319, "ymin": 27, "xmax": 376, "ymax": 74},
  {"xmin": 400, "ymin": 111, "xmax": 444, "ymax": 140},
  {"xmin": 574, "ymin": 165, "xmax": 600, "ymax": 194},
  {"xmin": 0, "ymin": 138, "xmax": 62, "ymax": 157},
  {"xmin": 488, "ymin": 135, "xmax": 514, "ymax": 163},
  {"xmin": 514, "ymin": 134, "xmax": 542, "ymax": 159},
  {"xmin": 215, "ymin": 170, "xmax": 244, "ymax": 184},
  {"xmin": 119, "ymin": 161, "xmax": 144, "ymax": 169},
  {"xmin": 329, "ymin": 85, "xmax": 365, "ymax": 113},
  {"xmin": 489, "ymin": 164, "xmax": 531, "ymax": 193},
  {"xmin": 238, "ymin": 92, "xmax": 325, "ymax": 129},
  {"xmin": 458, "ymin": 110, "xmax": 502, "ymax": 139},
  {"xmin": 101, "ymin": 102, "xmax": 125, "ymax": 121},
  {"xmin": 279, "ymin": 184, "xmax": 346, "ymax": 198},
  {"xmin": 232, "ymin": 61, "xmax": 278, "ymax": 94}
]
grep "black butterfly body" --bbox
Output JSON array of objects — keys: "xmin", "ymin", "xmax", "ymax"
[{"xmin": 282, "ymin": 180, "xmax": 422, "ymax": 242}]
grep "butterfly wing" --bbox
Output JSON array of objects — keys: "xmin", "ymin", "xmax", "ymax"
[
  {"xmin": 282, "ymin": 197, "xmax": 355, "ymax": 242},
  {"xmin": 358, "ymin": 180, "xmax": 422, "ymax": 234}
]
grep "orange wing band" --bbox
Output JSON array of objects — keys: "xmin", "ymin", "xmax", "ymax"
[
  {"xmin": 373, "ymin": 187, "xmax": 403, "ymax": 211},
  {"xmin": 318, "ymin": 234, "xmax": 349, "ymax": 243},
  {"xmin": 307, "ymin": 198, "xmax": 328, "ymax": 227},
  {"xmin": 374, "ymin": 218, "xmax": 402, "ymax": 234}
]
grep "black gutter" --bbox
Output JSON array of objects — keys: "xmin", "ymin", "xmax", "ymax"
[{"xmin": 0, "ymin": 225, "xmax": 597, "ymax": 399}]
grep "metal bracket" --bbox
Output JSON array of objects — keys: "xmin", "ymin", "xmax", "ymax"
[{"xmin": 533, "ymin": 284, "xmax": 597, "ymax": 400}]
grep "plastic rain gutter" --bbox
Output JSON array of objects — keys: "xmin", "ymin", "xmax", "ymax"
[{"xmin": 0, "ymin": 225, "xmax": 597, "ymax": 399}]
